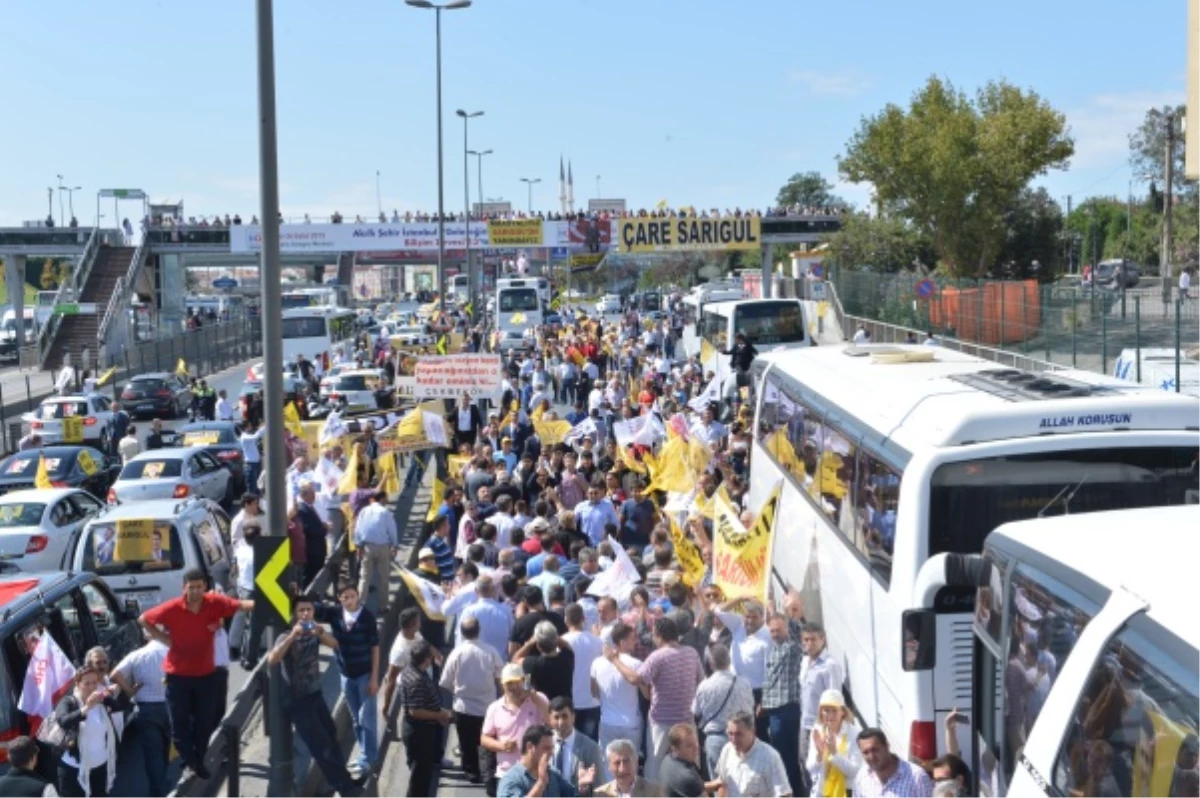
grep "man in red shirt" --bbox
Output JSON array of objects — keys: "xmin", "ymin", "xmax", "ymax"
[{"xmin": 140, "ymin": 568, "xmax": 253, "ymax": 780}]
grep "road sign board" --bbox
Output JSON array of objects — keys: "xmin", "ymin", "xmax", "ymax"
[
  {"xmin": 53, "ymin": 303, "xmax": 98, "ymax": 315},
  {"xmin": 212, "ymin": 277, "xmax": 238, "ymax": 290},
  {"xmin": 916, "ymin": 279, "xmax": 936, "ymax": 298},
  {"xmin": 253, "ymin": 537, "xmax": 292, "ymax": 630}
]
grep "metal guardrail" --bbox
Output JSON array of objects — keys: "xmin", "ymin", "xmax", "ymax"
[
  {"xmin": 98, "ymin": 235, "xmax": 149, "ymax": 346},
  {"xmin": 35, "ymin": 227, "xmax": 100, "ymax": 366}
]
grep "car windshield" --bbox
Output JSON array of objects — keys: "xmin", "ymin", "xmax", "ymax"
[
  {"xmin": 2, "ymin": 455, "xmax": 69, "ymax": 478},
  {"xmin": 734, "ymin": 302, "xmax": 807, "ymax": 345},
  {"xmin": 83, "ymin": 522, "xmax": 183, "ymax": 574},
  {"xmin": 120, "ymin": 459, "xmax": 183, "ymax": 480},
  {"xmin": 37, "ymin": 401, "xmax": 88, "ymax": 419},
  {"xmin": 334, "ymin": 376, "xmax": 372, "ymax": 391},
  {"xmin": 499, "ymin": 289, "xmax": 539, "ymax": 312},
  {"xmin": 0, "ymin": 503, "xmax": 47, "ymax": 527},
  {"xmin": 127, "ymin": 379, "xmax": 167, "ymax": 392}
]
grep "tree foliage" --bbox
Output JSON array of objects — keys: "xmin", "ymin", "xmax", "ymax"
[
  {"xmin": 775, "ymin": 171, "xmax": 847, "ymax": 209},
  {"xmin": 1128, "ymin": 104, "xmax": 1197, "ymax": 201},
  {"xmin": 823, "ymin": 213, "xmax": 935, "ymax": 273},
  {"xmin": 993, "ymin": 187, "xmax": 1064, "ymax": 278},
  {"xmin": 838, "ymin": 76, "xmax": 1074, "ymax": 277}
]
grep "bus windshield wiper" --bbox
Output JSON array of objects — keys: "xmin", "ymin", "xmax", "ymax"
[{"xmin": 1038, "ymin": 473, "xmax": 1089, "ymax": 518}]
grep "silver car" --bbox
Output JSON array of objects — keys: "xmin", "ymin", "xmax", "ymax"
[{"xmin": 108, "ymin": 446, "xmax": 232, "ymax": 506}]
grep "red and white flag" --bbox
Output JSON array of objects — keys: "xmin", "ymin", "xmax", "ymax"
[{"xmin": 18, "ymin": 632, "xmax": 76, "ymax": 730}]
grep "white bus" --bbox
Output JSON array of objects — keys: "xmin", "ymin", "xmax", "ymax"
[
  {"xmin": 914, "ymin": 507, "xmax": 1199, "ymax": 796},
  {"xmin": 680, "ymin": 281, "xmax": 746, "ymax": 359},
  {"xmin": 494, "ymin": 278, "xmax": 544, "ymax": 352},
  {"xmin": 749, "ymin": 343, "xmax": 1199, "ymax": 763},
  {"xmin": 691, "ymin": 298, "xmax": 809, "ymax": 397},
  {"xmin": 449, "ymin": 273, "xmax": 470, "ymax": 303},
  {"xmin": 281, "ymin": 306, "xmax": 357, "ymax": 368},
  {"xmin": 281, "ymin": 286, "xmax": 341, "ymax": 311}
]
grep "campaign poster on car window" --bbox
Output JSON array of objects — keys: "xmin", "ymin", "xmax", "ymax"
[{"xmin": 106, "ymin": 520, "xmax": 170, "ymax": 563}]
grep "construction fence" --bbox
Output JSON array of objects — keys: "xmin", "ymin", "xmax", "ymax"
[
  {"xmin": 827, "ymin": 267, "xmax": 1200, "ymax": 378},
  {"xmin": 0, "ymin": 315, "xmax": 263, "ymax": 455}
]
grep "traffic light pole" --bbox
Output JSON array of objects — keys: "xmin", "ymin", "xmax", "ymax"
[{"xmin": 254, "ymin": 0, "xmax": 294, "ymax": 794}]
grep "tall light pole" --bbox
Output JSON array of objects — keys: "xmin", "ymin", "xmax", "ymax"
[
  {"xmin": 407, "ymin": 0, "xmax": 472, "ymax": 304},
  {"xmin": 520, "ymin": 178, "xmax": 541, "ymax": 214},
  {"xmin": 56, "ymin": 175, "xmax": 67, "ymax": 226},
  {"xmin": 46, "ymin": 187, "xmax": 54, "ymax": 224},
  {"xmin": 62, "ymin": 186, "xmax": 82, "ymax": 221},
  {"xmin": 376, "ymin": 170, "xmax": 383, "ymax": 218},
  {"xmin": 596, "ymin": 174, "xmax": 601, "ymax": 199},
  {"xmin": 468, "ymin": 150, "xmax": 493, "ymax": 215},
  {"xmin": 253, "ymin": 1, "xmax": 293, "ymax": 793},
  {"xmin": 456, "ymin": 109, "xmax": 482, "ymax": 317}
]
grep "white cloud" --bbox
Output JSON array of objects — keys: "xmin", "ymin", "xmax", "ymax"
[
  {"xmin": 789, "ymin": 68, "xmax": 872, "ymax": 96},
  {"xmin": 833, "ymin": 180, "xmax": 874, "ymax": 213},
  {"xmin": 1064, "ymin": 90, "xmax": 1183, "ymax": 171}
]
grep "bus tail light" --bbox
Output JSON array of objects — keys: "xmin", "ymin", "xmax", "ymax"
[{"xmin": 909, "ymin": 720, "xmax": 937, "ymax": 762}]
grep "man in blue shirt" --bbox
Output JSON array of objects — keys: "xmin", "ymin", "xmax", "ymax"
[
  {"xmin": 498, "ymin": 724, "xmax": 595, "ymax": 797},
  {"xmin": 620, "ymin": 481, "xmax": 659, "ymax": 550},
  {"xmin": 574, "ymin": 484, "xmax": 620, "ymax": 547}
]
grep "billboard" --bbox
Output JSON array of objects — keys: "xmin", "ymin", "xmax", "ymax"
[
  {"xmin": 616, "ymin": 216, "xmax": 761, "ymax": 253},
  {"xmin": 487, "ymin": 219, "xmax": 544, "ymax": 246}
]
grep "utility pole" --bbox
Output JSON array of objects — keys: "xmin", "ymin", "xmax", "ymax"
[
  {"xmin": 1163, "ymin": 110, "xmax": 1176, "ymax": 304},
  {"xmin": 1066, "ymin": 195, "xmax": 1073, "ymax": 272}
]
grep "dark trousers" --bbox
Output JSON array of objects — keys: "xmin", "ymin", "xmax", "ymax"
[
  {"xmin": 575, "ymin": 707, "xmax": 601, "ymax": 744},
  {"xmin": 132, "ymin": 702, "xmax": 172, "ymax": 797},
  {"xmin": 58, "ymin": 763, "xmax": 108, "ymax": 798},
  {"xmin": 165, "ymin": 671, "xmax": 221, "ymax": 770},
  {"xmin": 766, "ymin": 702, "xmax": 805, "ymax": 797},
  {"xmin": 245, "ymin": 461, "xmax": 262, "ymax": 495},
  {"xmin": 285, "ymin": 690, "xmax": 355, "ymax": 794},
  {"xmin": 752, "ymin": 688, "xmax": 770, "ymax": 741},
  {"xmin": 402, "ymin": 717, "xmax": 444, "ymax": 797},
  {"xmin": 455, "ymin": 712, "xmax": 485, "ymax": 778}
]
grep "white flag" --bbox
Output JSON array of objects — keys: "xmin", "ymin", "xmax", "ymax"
[
  {"xmin": 564, "ymin": 417, "xmax": 598, "ymax": 447},
  {"xmin": 18, "ymin": 632, "xmax": 75, "ymax": 719},
  {"xmin": 586, "ymin": 533, "xmax": 643, "ymax": 601},
  {"xmin": 688, "ymin": 375, "xmax": 721, "ymax": 413},
  {"xmin": 399, "ymin": 566, "xmax": 446, "ymax": 620},
  {"xmin": 320, "ymin": 409, "xmax": 348, "ymax": 445}
]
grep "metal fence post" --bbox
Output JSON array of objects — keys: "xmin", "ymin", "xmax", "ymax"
[
  {"xmin": 1071, "ymin": 295, "xmax": 1078, "ymax": 368},
  {"xmin": 1101, "ymin": 303, "xmax": 1108, "ymax": 375},
  {"xmin": 0, "ymin": 382, "xmax": 6, "ymax": 453},
  {"xmin": 1045, "ymin": 286, "xmax": 1052, "ymax": 363},
  {"xmin": 223, "ymin": 722, "xmax": 241, "ymax": 797},
  {"xmin": 1135, "ymin": 297, "xmax": 1142, "ymax": 384},
  {"xmin": 999, "ymin": 282, "xmax": 1006, "ymax": 347},
  {"xmin": 25, "ymin": 376, "xmax": 34, "ymax": 413},
  {"xmin": 1176, "ymin": 299, "xmax": 1183, "ymax": 393}
]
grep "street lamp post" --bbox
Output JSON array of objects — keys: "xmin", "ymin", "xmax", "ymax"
[
  {"xmin": 407, "ymin": 0, "xmax": 472, "ymax": 305},
  {"xmin": 456, "ymin": 109, "xmax": 482, "ymax": 318},
  {"xmin": 596, "ymin": 174, "xmax": 601, "ymax": 199},
  {"xmin": 520, "ymin": 178, "xmax": 541, "ymax": 214},
  {"xmin": 56, "ymin": 175, "xmax": 66, "ymax": 226},
  {"xmin": 468, "ymin": 150, "xmax": 493, "ymax": 216},
  {"xmin": 376, "ymin": 170, "xmax": 383, "ymax": 218},
  {"xmin": 63, "ymin": 186, "xmax": 82, "ymax": 222}
]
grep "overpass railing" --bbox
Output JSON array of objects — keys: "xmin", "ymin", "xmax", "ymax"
[{"xmin": 35, "ymin": 226, "xmax": 101, "ymax": 367}]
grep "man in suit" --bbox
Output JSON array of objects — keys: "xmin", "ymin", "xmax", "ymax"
[
  {"xmin": 594, "ymin": 737, "xmax": 664, "ymax": 797},
  {"xmin": 295, "ymin": 481, "xmax": 329, "ymax": 587},
  {"xmin": 548, "ymin": 696, "xmax": 608, "ymax": 792},
  {"xmin": 451, "ymin": 393, "xmax": 485, "ymax": 449}
]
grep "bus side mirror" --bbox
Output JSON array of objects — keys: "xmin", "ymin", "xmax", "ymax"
[{"xmin": 901, "ymin": 609, "xmax": 936, "ymax": 671}]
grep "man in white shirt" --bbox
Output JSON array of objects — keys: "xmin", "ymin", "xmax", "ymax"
[
  {"xmin": 590, "ymin": 621, "xmax": 643, "ymax": 758},
  {"xmin": 714, "ymin": 599, "xmax": 770, "ymax": 739},
  {"xmin": 239, "ymin": 419, "xmax": 267, "ymax": 494},
  {"xmin": 229, "ymin": 493, "xmax": 262, "ymax": 548},
  {"xmin": 439, "ymin": 615, "xmax": 503, "ymax": 784},
  {"xmin": 215, "ymin": 389, "xmax": 235, "ymax": 422},
  {"xmin": 382, "ymin": 608, "xmax": 443, "ymax": 730},
  {"xmin": 711, "ymin": 710, "xmax": 793, "ymax": 797},
  {"xmin": 562, "ymin": 603, "xmax": 604, "ymax": 744},
  {"xmin": 229, "ymin": 524, "xmax": 260, "ymax": 665},
  {"xmin": 118, "ymin": 426, "xmax": 141, "ymax": 465}
]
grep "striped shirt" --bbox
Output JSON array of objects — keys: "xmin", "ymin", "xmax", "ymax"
[
  {"xmin": 400, "ymin": 664, "xmax": 442, "ymax": 718},
  {"xmin": 853, "ymin": 758, "xmax": 935, "ymax": 797},
  {"xmin": 426, "ymin": 534, "xmax": 456, "ymax": 582},
  {"xmin": 638, "ymin": 643, "xmax": 704, "ymax": 725}
]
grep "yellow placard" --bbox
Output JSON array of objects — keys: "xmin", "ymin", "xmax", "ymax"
[
  {"xmin": 713, "ymin": 483, "xmax": 779, "ymax": 602},
  {"xmin": 533, "ymin": 419, "xmax": 572, "ymax": 447},
  {"xmin": 182, "ymin": 431, "xmax": 221, "ymax": 446},
  {"xmin": 111, "ymin": 519, "xmax": 170, "ymax": 563},
  {"xmin": 76, "ymin": 449, "xmax": 98, "ymax": 476},
  {"xmin": 62, "ymin": 416, "xmax": 84, "ymax": 444},
  {"xmin": 617, "ymin": 216, "xmax": 761, "ymax": 253},
  {"xmin": 487, "ymin": 219, "xmax": 544, "ymax": 246},
  {"xmin": 142, "ymin": 461, "xmax": 167, "ymax": 479},
  {"xmin": 669, "ymin": 516, "xmax": 707, "ymax": 588}
]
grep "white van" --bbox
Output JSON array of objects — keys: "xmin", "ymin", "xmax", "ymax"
[
  {"xmin": 68, "ymin": 498, "xmax": 233, "ymax": 612},
  {"xmin": 1114, "ymin": 347, "xmax": 1200, "ymax": 397}
]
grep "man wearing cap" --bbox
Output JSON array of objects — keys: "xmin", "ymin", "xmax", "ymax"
[
  {"xmin": 482, "ymin": 664, "xmax": 552, "ymax": 795},
  {"xmin": 494, "ymin": 436, "xmax": 519, "ymax": 474}
]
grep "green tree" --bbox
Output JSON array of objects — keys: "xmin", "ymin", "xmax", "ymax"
[
  {"xmin": 1128, "ymin": 104, "xmax": 1197, "ymax": 201},
  {"xmin": 993, "ymin": 187, "xmax": 1064, "ymax": 277},
  {"xmin": 838, "ymin": 76, "xmax": 1074, "ymax": 276},
  {"xmin": 822, "ymin": 213, "xmax": 935, "ymax": 273},
  {"xmin": 775, "ymin": 171, "xmax": 846, "ymax": 209}
]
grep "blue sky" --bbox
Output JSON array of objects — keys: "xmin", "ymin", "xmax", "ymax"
[{"xmin": 0, "ymin": 0, "xmax": 1188, "ymax": 227}]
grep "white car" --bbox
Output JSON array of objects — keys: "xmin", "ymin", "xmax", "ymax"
[
  {"xmin": 320, "ymin": 369, "xmax": 384, "ymax": 412},
  {"xmin": 596, "ymin": 294, "xmax": 622, "ymax": 314},
  {"xmin": 23, "ymin": 394, "xmax": 116, "ymax": 450},
  {"xmin": 390, "ymin": 325, "xmax": 435, "ymax": 348},
  {"xmin": 0, "ymin": 488, "xmax": 106, "ymax": 573},
  {"xmin": 108, "ymin": 446, "xmax": 232, "ymax": 506}
]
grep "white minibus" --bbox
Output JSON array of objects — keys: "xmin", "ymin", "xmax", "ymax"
[
  {"xmin": 750, "ymin": 343, "xmax": 1199, "ymax": 763},
  {"xmin": 494, "ymin": 278, "xmax": 544, "ymax": 352},
  {"xmin": 281, "ymin": 306, "xmax": 357, "ymax": 367},
  {"xmin": 913, "ymin": 506, "xmax": 1198, "ymax": 796}
]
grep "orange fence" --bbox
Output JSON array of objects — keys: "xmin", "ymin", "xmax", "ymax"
[{"xmin": 929, "ymin": 280, "xmax": 1041, "ymax": 345}]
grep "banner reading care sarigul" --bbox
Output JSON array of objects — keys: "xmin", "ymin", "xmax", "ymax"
[
  {"xmin": 617, "ymin": 216, "xmax": 761, "ymax": 253},
  {"xmin": 230, "ymin": 219, "xmax": 614, "ymax": 254}
]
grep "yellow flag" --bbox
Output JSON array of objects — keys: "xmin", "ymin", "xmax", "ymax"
[
  {"xmin": 818, "ymin": 451, "xmax": 847, "ymax": 500},
  {"xmin": 436, "ymin": 335, "xmax": 448, "ymax": 356},
  {"xmin": 378, "ymin": 451, "xmax": 401, "ymax": 496},
  {"xmin": 700, "ymin": 338, "xmax": 715, "ymax": 367},
  {"xmin": 397, "ymin": 409, "xmax": 425, "ymax": 442},
  {"xmin": 669, "ymin": 515, "xmax": 707, "ymax": 588},
  {"xmin": 175, "ymin": 358, "xmax": 188, "ymax": 378},
  {"xmin": 685, "ymin": 437, "xmax": 712, "ymax": 480},
  {"xmin": 35, "ymin": 455, "xmax": 53, "ymax": 489},
  {"xmin": 765, "ymin": 428, "xmax": 805, "ymax": 481},
  {"xmin": 533, "ymin": 418, "xmax": 572, "ymax": 447},
  {"xmin": 618, "ymin": 445, "xmax": 648, "ymax": 475},
  {"xmin": 448, "ymin": 454, "xmax": 470, "ymax": 479},
  {"xmin": 338, "ymin": 447, "xmax": 361, "ymax": 494},
  {"xmin": 426, "ymin": 476, "xmax": 445, "ymax": 523},
  {"xmin": 531, "ymin": 403, "xmax": 546, "ymax": 422},
  {"xmin": 283, "ymin": 402, "xmax": 304, "ymax": 438},
  {"xmin": 713, "ymin": 482, "xmax": 778, "ymax": 602},
  {"xmin": 646, "ymin": 438, "xmax": 693, "ymax": 495},
  {"xmin": 95, "ymin": 366, "xmax": 118, "ymax": 388},
  {"xmin": 341, "ymin": 502, "xmax": 356, "ymax": 553}
]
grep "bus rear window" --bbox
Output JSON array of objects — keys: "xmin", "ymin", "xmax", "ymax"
[
  {"xmin": 735, "ymin": 302, "xmax": 806, "ymax": 345},
  {"xmin": 282, "ymin": 317, "xmax": 327, "ymax": 339},
  {"xmin": 929, "ymin": 446, "xmax": 1199, "ymax": 560},
  {"xmin": 500, "ymin": 289, "xmax": 540, "ymax": 312}
]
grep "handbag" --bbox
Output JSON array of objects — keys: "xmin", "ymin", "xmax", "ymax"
[{"xmin": 36, "ymin": 703, "xmax": 77, "ymax": 751}]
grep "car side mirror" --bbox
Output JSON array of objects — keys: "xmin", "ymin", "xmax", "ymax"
[{"xmin": 901, "ymin": 608, "xmax": 936, "ymax": 671}]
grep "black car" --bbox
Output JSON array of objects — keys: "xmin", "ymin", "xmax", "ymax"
[
  {"xmin": 120, "ymin": 372, "xmax": 194, "ymax": 419},
  {"xmin": 0, "ymin": 446, "xmax": 121, "ymax": 501},
  {"xmin": 0, "ymin": 572, "xmax": 143, "ymax": 778},
  {"xmin": 166, "ymin": 421, "xmax": 247, "ymax": 492}
]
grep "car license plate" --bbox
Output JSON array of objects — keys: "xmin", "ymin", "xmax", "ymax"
[{"xmin": 131, "ymin": 591, "xmax": 160, "ymax": 609}]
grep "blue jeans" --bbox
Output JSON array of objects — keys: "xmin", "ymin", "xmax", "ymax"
[
  {"xmin": 342, "ymin": 672, "xmax": 379, "ymax": 768},
  {"xmin": 703, "ymin": 731, "xmax": 727, "ymax": 780},
  {"xmin": 132, "ymin": 702, "xmax": 172, "ymax": 796},
  {"xmin": 766, "ymin": 703, "xmax": 804, "ymax": 797}
]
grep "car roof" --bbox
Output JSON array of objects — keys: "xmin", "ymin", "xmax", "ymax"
[
  {"xmin": 127, "ymin": 445, "xmax": 209, "ymax": 461},
  {"xmin": 42, "ymin": 395, "xmax": 95, "ymax": 402},
  {"xmin": 86, "ymin": 499, "xmax": 208, "ymax": 523},
  {"xmin": 129, "ymin": 372, "xmax": 172, "ymax": 380},
  {"xmin": 0, "ymin": 572, "xmax": 74, "ymax": 618},
  {"xmin": 178, "ymin": 421, "xmax": 239, "ymax": 432},
  {"xmin": 5, "ymin": 445, "xmax": 99, "ymax": 460},
  {"xmin": 336, "ymin": 369, "xmax": 381, "ymax": 377},
  {"xmin": 0, "ymin": 487, "xmax": 83, "ymax": 504}
]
